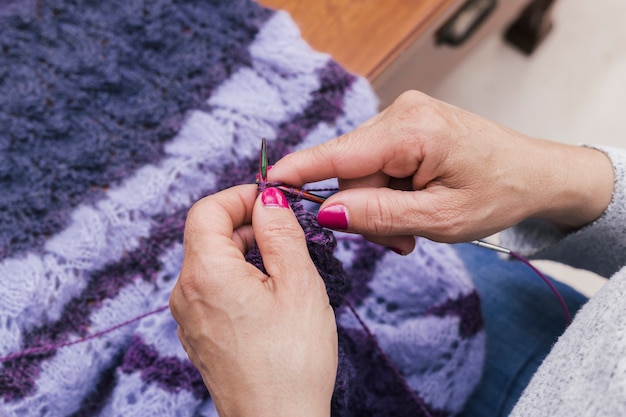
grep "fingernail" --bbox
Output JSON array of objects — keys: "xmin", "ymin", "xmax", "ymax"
[
  {"xmin": 389, "ymin": 247, "xmax": 406, "ymax": 256},
  {"xmin": 261, "ymin": 187, "xmax": 289, "ymax": 208},
  {"xmin": 318, "ymin": 205, "xmax": 348, "ymax": 230}
]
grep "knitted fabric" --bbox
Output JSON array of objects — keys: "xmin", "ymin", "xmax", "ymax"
[{"xmin": 0, "ymin": 1, "xmax": 485, "ymax": 416}]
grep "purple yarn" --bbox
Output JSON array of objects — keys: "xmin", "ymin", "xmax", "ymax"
[
  {"xmin": 0, "ymin": 0, "xmax": 486, "ymax": 413},
  {"xmin": 121, "ymin": 336, "xmax": 208, "ymax": 399},
  {"xmin": 0, "ymin": 57, "xmax": 358, "ymax": 401},
  {"xmin": 0, "ymin": 0, "xmax": 272, "ymax": 259},
  {"xmin": 341, "ymin": 237, "xmax": 389, "ymax": 304},
  {"xmin": 427, "ymin": 290, "xmax": 484, "ymax": 338},
  {"xmin": 244, "ymin": 196, "xmax": 436, "ymax": 416},
  {"xmin": 334, "ymin": 327, "xmax": 445, "ymax": 417},
  {"xmin": 0, "ymin": 212, "xmax": 186, "ymax": 401},
  {"xmin": 245, "ymin": 198, "xmax": 350, "ymax": 308}
]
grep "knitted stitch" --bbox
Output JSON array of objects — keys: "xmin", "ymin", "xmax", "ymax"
[{"xmin": 0, "ymin": 1, "xmax": 485, "ymax": 416}]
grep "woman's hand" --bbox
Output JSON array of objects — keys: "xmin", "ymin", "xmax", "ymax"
[
  {"xmin": 170, "ymin": 185, "xmax": 337, "ymax": 417},
  {"xmin": 270, "ymin": 91, "xmax": 614, "ymax": 253}
]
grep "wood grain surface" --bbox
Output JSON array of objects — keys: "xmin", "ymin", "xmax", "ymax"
[{"xmin": 256, "ymin": 0, "xmax": 456, "ymax": 79}]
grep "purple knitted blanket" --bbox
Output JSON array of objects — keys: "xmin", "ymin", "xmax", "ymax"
[{"xmin": 0, "ymin": 1, "xmax": 485, "ymax": 416}]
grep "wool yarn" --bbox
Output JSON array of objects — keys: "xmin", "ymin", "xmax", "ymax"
[
  {"xmin": 246, "ymin": 198, "xmax": 349, "ymax": 308},
  {"xmin": 0, "ymin": 1, "xmax": 485, "ymax": 416}
]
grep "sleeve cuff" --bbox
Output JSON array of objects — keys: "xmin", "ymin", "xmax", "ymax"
[{"xmin": 500, "ymin": 145, "xmax": 626, "ymax": 278}]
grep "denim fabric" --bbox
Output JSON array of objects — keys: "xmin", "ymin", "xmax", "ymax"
[{"xmin": 454, "ymin": 244, "xmax": 588, "ymax": 417}]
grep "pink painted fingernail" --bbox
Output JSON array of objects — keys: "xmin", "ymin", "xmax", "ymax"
[
  {"xmin": 261, "ymin": 187, "xmax": 289, "ymax": 208},
  {"xmin": 318, "ymin": 205, "xmax": 348, "ymax": 230},
  {"xmin": 389, "ymin": 247, "xmax": 406, "ymax": 256}
]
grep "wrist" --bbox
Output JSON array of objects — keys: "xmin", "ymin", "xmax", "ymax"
[
  {"xmin": 214, "ymin": 388, "xmax": 332, "ymax": 417},
  {"xmin": 221, "ymin": 403, "xmax": 331, "ymax": 417},
  {"xmin": 528, "ymin": 140, "xmax": 614, "ymax": 230}
]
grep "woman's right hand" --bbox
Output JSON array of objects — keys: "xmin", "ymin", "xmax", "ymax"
[{"xmin": 270, "ymin": 91, "xmax": 614, "ymax": 253}]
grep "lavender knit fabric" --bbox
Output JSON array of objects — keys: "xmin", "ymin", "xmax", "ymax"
[{"xmin": 0, "ymin": 1, "xmax": 485, "ymax": 416}]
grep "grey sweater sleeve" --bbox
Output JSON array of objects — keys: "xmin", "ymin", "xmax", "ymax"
[
  {"xmin": 500, "ymin": 146, "xmax": 626, "ymax": 278},
  {"xmin": 506, "ymin": 146, "xmax": 626, "ymax": 417}
]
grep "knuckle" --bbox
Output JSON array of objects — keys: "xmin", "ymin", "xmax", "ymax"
[
  {"xmin": 364, "ymin": 195, "xmax": 396, "ymax": 235},
  {"xmin": 256, "ymin": 221, "xmax": 306, "ymax": 259},
  {"xmin": 313, "ymin": 134, "xmax": 354, "ymax": 172},
  {"xmin": 174, "ymin": 256, "xmax": 232, "ymax": 304},
  {"xmin": 185, "ymin": 198, "xmax": 216, "ymax": 232},
  {"xmin": 309, "ymin": 144, "xmax": 332, "ymax": 169},
  {"xmin": 174, "ymin": 269, "xmax": 206, "ymax": 303},
  {"xmin": 394, "ymin": 90, "xmax": 427, "ymax": 107},
  {"xmin": 391, "ymin": 93, "xmax": 447, "ymax": 133},
  {"xmin": 259, "ymin": 220, "xmax": 305, "ymax": 242}
]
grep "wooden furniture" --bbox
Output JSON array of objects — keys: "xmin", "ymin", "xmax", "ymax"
[{"xmin": 256, "ymin": 0, "xmax": 556, "ymax": 108}]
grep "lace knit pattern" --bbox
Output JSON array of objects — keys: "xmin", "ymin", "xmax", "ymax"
[{"xmin": 0, "ymin": 1, "xmax": 485, "ymax": 416}]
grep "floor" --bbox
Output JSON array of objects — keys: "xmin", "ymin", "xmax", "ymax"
[{"xmin": 426, "ymin": 0, "xmax": 626, "ymax": 296}]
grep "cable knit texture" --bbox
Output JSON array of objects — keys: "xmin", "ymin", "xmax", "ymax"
[{"xmin": 0, "ymin": 1, "xmax": 485, "ymax": 416}]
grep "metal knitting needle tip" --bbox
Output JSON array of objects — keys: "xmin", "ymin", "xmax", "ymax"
[{"xmin": 470, "ymin": 240, "xmax": 511, "ymax": 254}]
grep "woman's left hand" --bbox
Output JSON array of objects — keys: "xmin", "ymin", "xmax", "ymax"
[{"xmin": 170, "ymin": 185, "xmax": 337, "ymax": 417}]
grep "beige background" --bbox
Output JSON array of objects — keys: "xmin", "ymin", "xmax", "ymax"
[{"xmin": 425, "ymin": 0, "xmax": 626, "ymax": 296}]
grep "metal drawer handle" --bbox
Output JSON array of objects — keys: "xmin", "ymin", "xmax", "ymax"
[{"xmin": 436, "ymin": 0, "xmax": 497, "ymax": 46}]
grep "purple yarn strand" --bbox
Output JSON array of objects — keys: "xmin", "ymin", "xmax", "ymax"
[
  {"xmin": 345, "ymin": 301, "xmax": 434, "ymax": 417},
  {"xmin": 0, "ymin": 306, "xmax": 169, "ymax": 363},
  {"xmin": 509, "ymin": 251, "xmax": 572, "ymax": 326}
]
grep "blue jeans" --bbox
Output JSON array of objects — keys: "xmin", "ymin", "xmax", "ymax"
[{"xmin": 454, "ymin": 244, "xmax": 588, "ymax": 417}]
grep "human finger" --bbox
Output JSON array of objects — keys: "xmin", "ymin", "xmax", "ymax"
[
  {"xmin": 268, "ymin": 91, "xmax": 436, "ymax": 187},
  {"xmin": 268, "ymin": 123, "xmax": 421, "ymax": 188},
  {"xmin": 315, "ymin": 186, "xmax": 467, "ymax": 243},
  {"xmin": 183, "ymin": 184, "xmax": 258, "ymax": 254},
  {"xmin": 173, "ymin": 184, "xmax": 263, "ymax": 308},
  {"xmin": 362, "ymin": 234, "xmax": 417, "ymax": 256},
  {"xmin": 252, "ymin": 187, "xmax": 323, "ymax": 289}
]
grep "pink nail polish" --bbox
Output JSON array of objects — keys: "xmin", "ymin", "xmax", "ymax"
[
  {"xmin": 261, "ymin": 187, "xmax": 289, "ymax": 208},
  {"xmin": 318, "ymin": 205, "xmax": 348, "ymax": 230},
  {"xmin": 389, "ymin": 247, "xmax": 406, "ymax": 256}
]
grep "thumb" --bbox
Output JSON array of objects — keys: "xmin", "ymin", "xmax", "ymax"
[
  {"xmin": 317, "ymin": 187, "xmax": 445, "ymax": 240},
  {"xmin": 253, "ymin": 187, "xmax": 320, "ymax": 287}
]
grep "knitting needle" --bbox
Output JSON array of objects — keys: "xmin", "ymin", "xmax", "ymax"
[
  {"xmin": 259, "ymin": 137, "xmax": 268, "ymax": 183},
  {"xmin": 257, "ymin": 139, "xmax": 328, "ymax": 204},
  {"xmin": 275, "ymin": 185, "xmax": 328, "ymax": 205},
  {"xmin": 257, "ymin": 141, "xmax": 529, "ymax": 240},
  {"xmin": 470, "ymin": 240, "xmax": 511, "ymax": 254},
  {"xmin": 471, "ymin": 239, "xmax": 571, "ymax": 325},
  {"xmin": 256, "ymin": 140, "xmax": 571, "ymax": 324}
]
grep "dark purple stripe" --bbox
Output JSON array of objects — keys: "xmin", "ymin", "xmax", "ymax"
[
  {"xmin": 70, "ymin": 353, "xmax": 123, "ymax": 417},
  {"xmin": 338, "ymin": 237, "xmax": 390, "ymax": 305},
  {"xmin": 121, "ymin": 336, "xmax": 208, "ymax": 399},
  {"xmin": 426, "ymin": 290, "xmax": 484, "ymax": 338},
  {"xmin": 267, "ymin": 61, "xmax": 356, "ymax": 162},
  {"xmin": 334, "ymin": 326, "xmax": 447, "ymax": 417},
  {"xmin": 246, "ymin": 199, "xmax": 350, "ymax": 307},
  {"xmin": 0, "ymin": 60, "xmax": 357, "ymax": 402},
  {"xmin": 0, "ymin": 0, "xmax": 272, "ymax": 259},
  {"xmin": 218, "ymin": 61, "xmax": 357, "ymax": 192},
  {"xmin": 341, "ymin": 236, "xmax": 483, "ymax": 338},
  {"xmin": 0, "ymin": 211, "xmax": 186, "ymax": 401}
]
